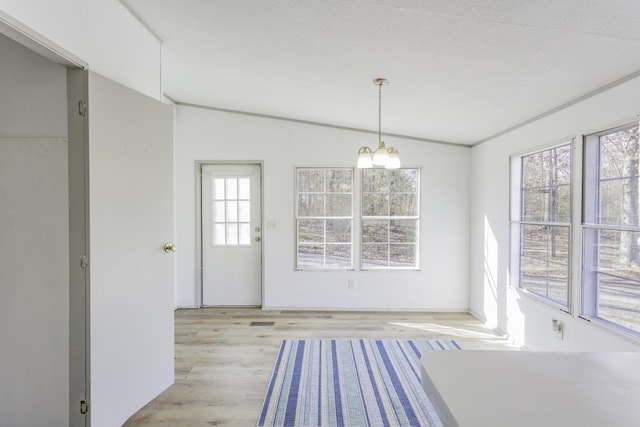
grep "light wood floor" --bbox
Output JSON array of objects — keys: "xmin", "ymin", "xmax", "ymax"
[{"xmin": 124, "ymin": 308, "xmax": 516, "ymax": 427}]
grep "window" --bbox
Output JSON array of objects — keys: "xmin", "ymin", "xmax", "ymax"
[
  {"xmin": 583, "ymin": 124, "xmax": 640, "ymax": 335},
  {"xmin": 295, "ymin": 167, "xmax": 421, "ymax": 271},
  {"xmin": 296, "ymin": 168, "xmax": 353, "ymax": 269},
  {"xmin": 510, "ymin": 143, "xmax": 572, "ymax": 309},
  {"xmin": 361, "ymin": 168, "xmax": 420, "ymax": 269},
  {"xmin": 212, "ymin": 177, "xmax": 251, "ymax": 246}
]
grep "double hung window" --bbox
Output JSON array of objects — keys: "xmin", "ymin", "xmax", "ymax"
[
  {"xmin": 511, "ymin": 143, "xmax": 572, "ymax": 309},
  {"xmin": 295, "ymin": 167, "xmax": 420, "ymax": 270},
  {"xmin": 583, "ymin": 124, "xmax": 640, "ymax": 334},
  {"xmin": 361, "ymin": 168, "xmax": 420, "ymax": 269},
  {"xmin": 296, "ymin": 168, "xmax": 353, "ymax": 269}
]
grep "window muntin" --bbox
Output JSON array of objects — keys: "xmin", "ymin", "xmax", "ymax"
[
  {"xmin": 583, "ymin": 124, "xmax": 640, "ymax": 335},
  {"xmin": 512, "ymin": 143, "xmax": 572, "ymax": 308},
  {"xmin": 296, "ymin": 168, "xmax": 353, "ymax": 269},
  {"xmin": 361, "ymin": 168, "xmax": 419, "ymax": 269}
]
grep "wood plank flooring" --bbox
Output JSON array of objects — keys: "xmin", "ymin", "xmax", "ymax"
[{"xmin": 124, "ymin": 308, "xmax": 516, "ymax": 427}]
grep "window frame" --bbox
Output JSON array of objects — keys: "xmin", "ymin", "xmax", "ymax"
[
  {"xmin": 295, "ymin": 167, "xmax": 354, "ymax": 270},
  {"xmin": 509, "ymin": 140, "xmax": 573, "ymax": 311},
  {"xmin": 582, "ymin": 122, "xmax": 640, "ymax": 337},
  {"xmin": 359, "ymin": 167, "xmax": 421, "ymax": 271}
]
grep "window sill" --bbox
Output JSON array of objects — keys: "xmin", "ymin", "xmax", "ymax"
[{"xmin": 513, "ymin": 286, "xmax": 570, "ymax": 313}]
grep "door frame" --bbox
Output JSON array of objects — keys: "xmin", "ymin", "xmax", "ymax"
[
  {"xmin": 195, "ymin": 161, "xmax": 264, "ymax": 307},
  {"xmin": 0, "ymin": 16, "xmax": 88, "ymax": 426},
  {"xmin": 67, "ymin": 69, "xmax": 90, "ymax": 427}
]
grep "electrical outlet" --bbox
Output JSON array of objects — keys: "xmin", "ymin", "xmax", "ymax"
[
  {"xmin": 348, "ymin": 279, "xmax": 355, "ymax": 289},
  {"xmin": 551, "ymin": 319, "xmax": 563, "ymax": 339}
]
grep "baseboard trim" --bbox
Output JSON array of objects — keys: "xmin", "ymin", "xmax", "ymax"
[{"xmin": 261, "ymin": 306, "xmax": 469, "ymax": 313}]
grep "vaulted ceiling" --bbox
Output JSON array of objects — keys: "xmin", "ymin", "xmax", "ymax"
[{"xmin": 123, "ymin": 0, "xmax": 640, "ymax": 145}]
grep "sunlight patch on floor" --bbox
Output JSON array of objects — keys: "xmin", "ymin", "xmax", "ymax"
[{"xmin": 388, "ymin": 321, "xmax": 504, "ymax": 340}]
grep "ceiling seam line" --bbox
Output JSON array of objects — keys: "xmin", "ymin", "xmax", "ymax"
[
  {"xmin": 472, "ymin": 67, "xmax": 640, "ymax": 148},
  {"xmin": 174, "ymin": 101, "xmax": 470, "ymax": 148}
]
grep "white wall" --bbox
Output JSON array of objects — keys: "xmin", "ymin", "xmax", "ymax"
[
  {"xmin": 470, "ymin": 75, "xmax": 640, "ymax": 351},
  {"xmin": 175, "ymin": 105, "xmax": 471, "ymax": 310},
  {"xmin": 0, "ymin": 0, "xmax": 161, "ymax": 99},
  {"xmin": 0, "ymin": 34, "xmax": 69, "ymax": 427}
]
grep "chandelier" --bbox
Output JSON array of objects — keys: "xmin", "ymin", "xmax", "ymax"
[{"xmin": 357, "ymin": 78, "xmax": 400, "ymax": 169}]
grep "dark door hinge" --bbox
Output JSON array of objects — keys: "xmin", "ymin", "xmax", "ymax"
[
  {"xmin": 78, "ymin": 100, "xmax": 87, "ymax": 117},
  {"xmin": 80, "ymin": 400, "xmax": 88, "ymax": 415}
]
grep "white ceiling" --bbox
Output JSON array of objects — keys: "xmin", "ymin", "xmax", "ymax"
[{"xmin": 123, "ymin": 0, "xmax": 640, "ymax": 145}]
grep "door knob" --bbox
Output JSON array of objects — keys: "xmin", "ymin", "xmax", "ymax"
[
  {"xmin": 164, "ymin": 243, "xmax": 177, "ymax": 253},
  {"xmin": 255, "ymin": 237, "xmax": 261, "ymax": 242}
]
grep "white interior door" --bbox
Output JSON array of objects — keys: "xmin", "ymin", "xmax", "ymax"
[
  {"xmin": 84, "ymin": 71, "xmax": 174, "ymax": 427},
  {"xmin": 202, "ymin": 164, "xmax": 262, "ymax": 306}
]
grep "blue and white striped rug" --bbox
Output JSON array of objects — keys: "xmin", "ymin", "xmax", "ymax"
[{"xmin": 257, "ymin": 339, "xmax": 460, "ymax": 427}]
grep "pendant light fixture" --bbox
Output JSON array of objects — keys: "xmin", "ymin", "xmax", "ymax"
[{"xmin": 357, "ymin": 78, "xmax": 401, "ymax": 169}]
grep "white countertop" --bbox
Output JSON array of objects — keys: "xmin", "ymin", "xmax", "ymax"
[{"xmin": 420, "ymin": 350, "xmax": 640, "ymax": 427}]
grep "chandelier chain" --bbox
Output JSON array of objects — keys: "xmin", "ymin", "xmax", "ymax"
[{"xmin": 378, "ymin": 81, "xmax": 382, "ymax": 143}]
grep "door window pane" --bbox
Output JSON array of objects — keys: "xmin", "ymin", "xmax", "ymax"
[
  {"xmin": 213, "ymin": 201, "xmax": 225, "ymax": 222},
  {"xmin": 238, "ymin": 178, "xmax": 250, "ymax": 199},
  {"xmin": 214, "ymin": 178, "xmax": 225, "ymax": 199},
  {"xmin": 225, "ymin": 178, "xmax": 237, "ymax": 199},
  {"xmin": 238, "ymin": 201, "xmax": 250, "ymax": 222},
  {"xmin": 212, "ymin": 176, "xmax": 252, "ymax": 247},
  {"xmin": 226, "ymin": 201, "xmax": 238, "ymax": 222}
]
